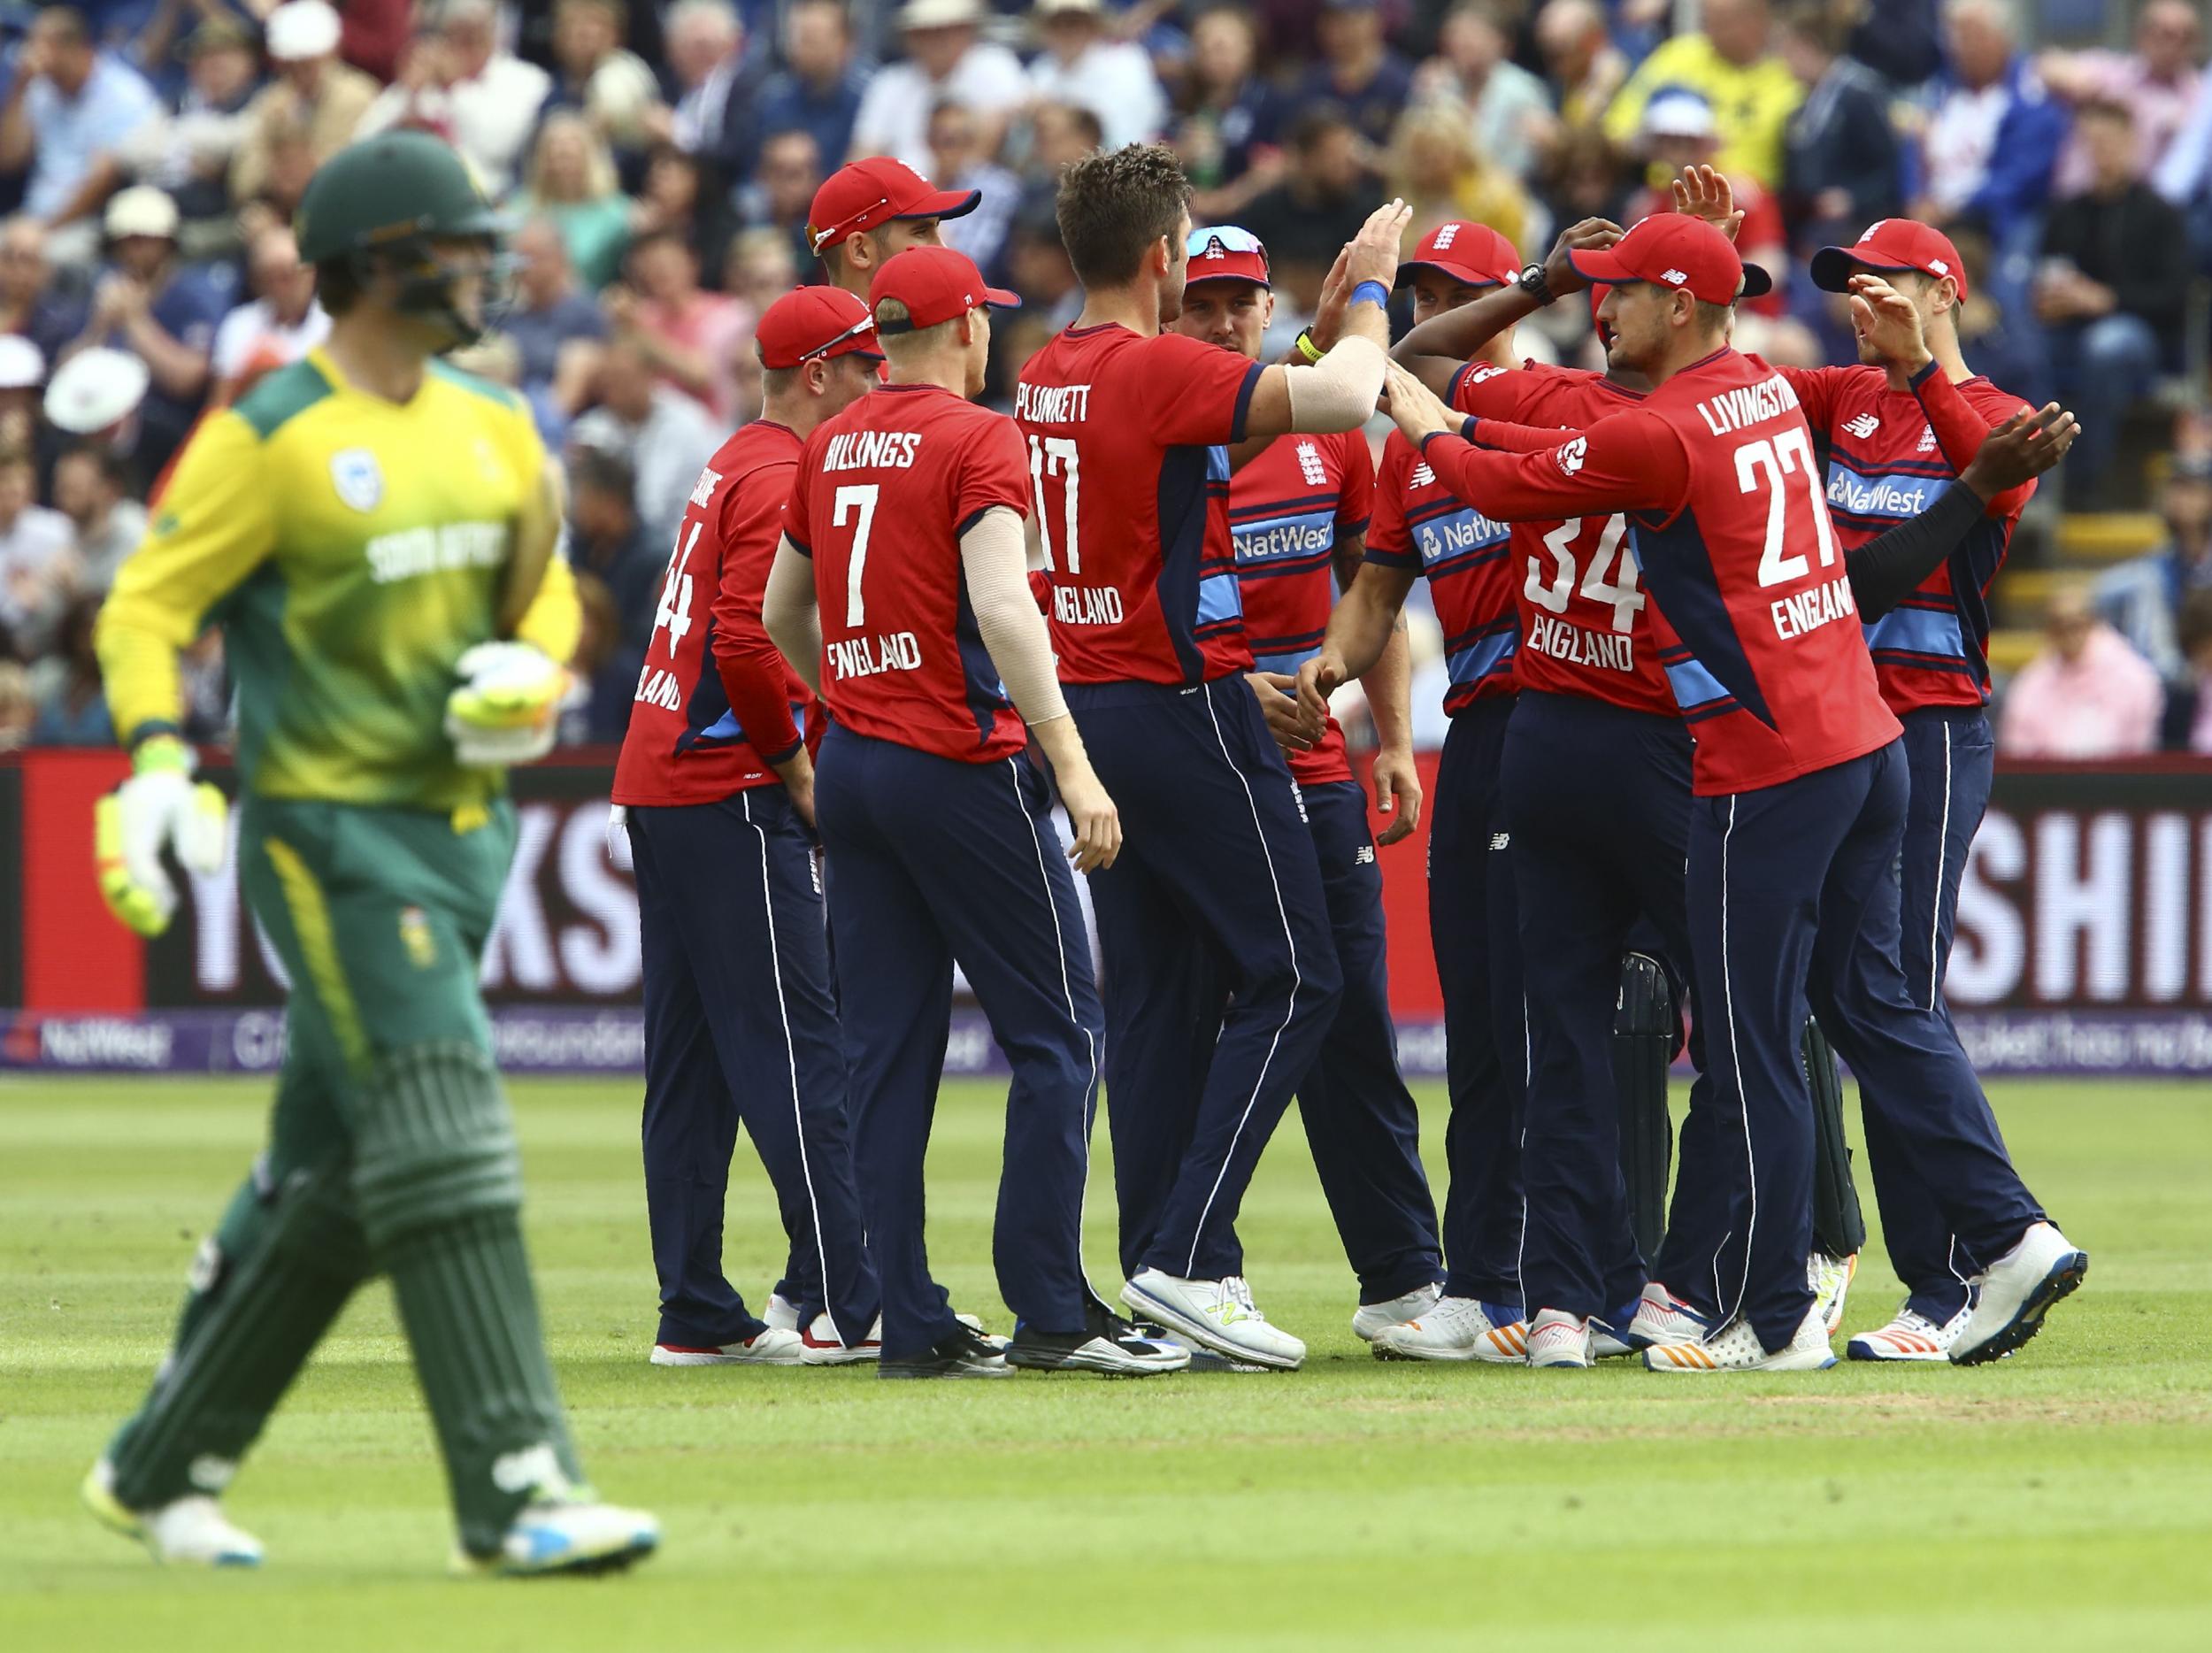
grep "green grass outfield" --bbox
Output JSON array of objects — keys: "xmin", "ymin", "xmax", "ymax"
[{"xmin": 3, "ymin": 1077, "xmax": 2209, "ymax": 1651}]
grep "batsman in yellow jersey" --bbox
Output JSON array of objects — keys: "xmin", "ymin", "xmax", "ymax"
[{"xmin": 81, "ymin": 131, "xmax": 659, "ymax": 1577}]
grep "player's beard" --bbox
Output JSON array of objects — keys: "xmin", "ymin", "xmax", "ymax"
[{"xmin": 1157, "ymin": 273, "xmax": 1187, "ymax": 327}]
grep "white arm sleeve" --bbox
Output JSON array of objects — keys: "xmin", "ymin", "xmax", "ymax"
[
  {"xmin": 761, "ymin": 536, "xmax": 824, "ymax": 696},
  {"xmin": 961, "ymin": 504, "xmax": 1068, "ymax": 726},
  {"xmin": 1281, "ymin": 334, "xmax": 1387, "ymax": 434}
]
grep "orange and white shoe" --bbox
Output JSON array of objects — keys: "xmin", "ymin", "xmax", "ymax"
[
  {"xmin": 1847, "ymin": 1303, "xmax": 1970, "ymax": 1363},
  {"xmin": 1371, "ymin": 1296, "xmax": 1527, "ymax": 1363},
  {"xmin": 1643, "ymin": 1303, "xmax": 1836, "ymax": 1373},
  {"xmin": 1810, "ymin": 1251, "xmax": 1858, "ymax": 1337}
]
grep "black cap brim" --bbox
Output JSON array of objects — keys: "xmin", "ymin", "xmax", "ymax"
[
  {"xmin": 1809, "ymin": 246, "xmax": 1917, "ymax": 295},
  {"xmin": 894, "ymin": 188, "xmax": 982, "ymax": 225},
  {"xmin": 1394, "ymin": 260, "xmax": 1509, "ymax": 291},
  {"xmin": 1739, "ymin": 261, "xmax": 1773, "ymax": 300}
]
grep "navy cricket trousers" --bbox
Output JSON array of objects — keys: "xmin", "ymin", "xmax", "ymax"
[
  {"xmin": 1872, "ymin": 705, "xmax": 1997, "ymax": 1322},
  {"xmin": 1682, "ymin": 740, "xmax": 2043, "ymax": 1351},
  {"xmin": 630, "ymin": 790, "xmax": 879, "ymax": 1349},
  {"xmin": 1502, "ymin": 690, "xmax": 1710, "ymax": 1321},
  {"xmin": 815, "ymin": 726, "xmax": 1102, "ymax": 1361},
  {"xmin": 1181, "ymin": 777, "xmax": 1442, "ymax": 1303},
  {"xmin": 1071, "ymin": 675, "xmax": 1342, "ymax": 1284},
  {"xmin": 1425, "ymin": 698, "xmax": 1527, "ymax": 1305}
]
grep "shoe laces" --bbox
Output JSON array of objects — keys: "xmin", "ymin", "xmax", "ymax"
[{"xmin": 1221, "ymin": 1276, "xmax": 1266, "ymax": 1320}]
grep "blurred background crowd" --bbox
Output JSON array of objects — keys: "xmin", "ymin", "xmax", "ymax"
[{"xmin": 0, "ymin": 0, "xmax": 2207, "ymax": 761}]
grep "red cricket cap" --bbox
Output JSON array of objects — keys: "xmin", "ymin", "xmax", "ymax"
[
  {"xmin": 1569, "ymin": 213, "xmax": 1773, "ymax": 305},
  {"xmin": 1396, "ymin": 220, "xmax": 1520, "ymax": 289},
  {"xmin": 808, "ymin": 157, "xmax": 979, "ymax": 256},
  {"xmin": 1810, "ymin": 218, "xmax": 1969, "ymax": 301},
  {"xmin": 1183, "ymin": 225, "xmax": 1271, "ymax": 288},
  {"xmin": 755, "ymin": 284, "xmax": 883, "ymax": 369},
  {"xmin": 869, "ymin": 245, "xmax": 1020, "ymax": 334}
]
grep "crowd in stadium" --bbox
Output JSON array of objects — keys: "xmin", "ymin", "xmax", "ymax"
[{"xmin": 0, "ymin": 0, "xmax": 2207, "ymax": 758}]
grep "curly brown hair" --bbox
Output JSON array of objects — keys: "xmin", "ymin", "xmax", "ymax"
[{"xmin": 1054, "ymin": 143, "xmax": 1191, "ymax": 288}]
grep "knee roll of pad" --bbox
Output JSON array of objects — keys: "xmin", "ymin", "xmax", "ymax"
[
  {"xmin": 352, "ymin": 1041, "xmax": 524, "ymax": 1256},
  {"xmin": 1804, "ymin": 1018, "xmax": 1867, "ymax": 1258}
]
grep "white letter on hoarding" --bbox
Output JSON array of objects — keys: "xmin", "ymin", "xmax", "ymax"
[
  {"xmin": 2034, "ymin": 811, "xmax": 2131, "ymax": 1003},
  {"xmin": 1950, "ymin": 811, "xmax": 2024, "ymax": 1005}
]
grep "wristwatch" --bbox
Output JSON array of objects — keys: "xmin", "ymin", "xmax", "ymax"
[{"xmin": 1517, "ymin": 261, "xmax": 1555, "ymax": 307}]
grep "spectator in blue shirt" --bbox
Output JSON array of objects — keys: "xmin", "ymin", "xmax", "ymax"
[
  {"xmin": 504, "ymin": 215, "xmax": 611, "ymax": 441},
  {"xmin": 62, "ymin": 183, "xmax": 229, "ymax": 474},
  {"xmin": 751, "ymin": 0, "xmax": 870, "ymax": 185},
  {"xmin": 0, "ymin": 6, "xmax": 161, "ymax": 253},
  {"xmin": 1298, "ymin": 0, "xmax": 1415, "ymax": 154}
]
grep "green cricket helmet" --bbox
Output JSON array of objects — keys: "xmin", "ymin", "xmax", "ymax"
[{"xmin": 295, "ymin": 131, "xmax": 512, "ymax": 344}]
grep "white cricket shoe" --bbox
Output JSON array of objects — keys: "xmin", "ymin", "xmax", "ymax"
[
  {"xmin": 649, "ymin": 1326, "xmax": 805, "ymax": 1365},
  {"xmin": 83, "ymin": 1460, "xmax": 263, "ymax": 1567},
  {"xmin": 797, "ymin": 1311, "xmax": 882, "ymax": 1365},
  {"xmin": 1625, "ymin": 1281, "xmax": 1709, "ymax": 1349},
  {"xmin": 1525, "ymin": 1310, "xmax": 1594, "ymax": 1369},
  {"xmin": 1371, "ymin": 1295, "xmax": 1527, "ymax": 1363},
  {"xmin": 1122, "ymin": 1270, "xmax": 1305, "ymax": 1371},
  {"xmin": 1643, "ymin": 1303, "xmax": 1836, "ymax": 1373},
  {"xmin": 1847, "ymin": 1302, "xmax": 1971, "ymax": 1363},
  {"xmin": 954, "ymin": 1311, "xmax": 1009, "ymax": 1352},
  {"xmin": 456, "ymin": 1498, "xmax": 660, "ymax": 1577},
  {"xmin": 762, "ymin": 1293, "xmax": 802, "ymax": 1332},
  {"xmin": 1809, "ymin": 1250, "xmax": 1859, "ymax": 1337},
  {"xmin": 1951, "ymin": 1223, "xmax": 2088, "ymax": 1366},
  {"xmin": 1352, "ymin": 1281, "xmax": 1442, "ymax": 1342}
]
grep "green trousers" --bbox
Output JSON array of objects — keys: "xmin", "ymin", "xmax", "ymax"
[{"xmin": 108, "ymin": 796, "xmax": 586, "ymax": 1555}]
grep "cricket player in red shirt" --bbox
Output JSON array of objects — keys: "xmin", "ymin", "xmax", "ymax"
[
  {"xmin": 763, "ymin": 246, "xmax": 1187, "ymax": 1381},
  {"xmin": 1015, "ymin": 144, "xmax": 1409, "ymax": 1370},
  {"xmin": 611, "ymin": 287, "xmax": 887, "ymax": 1369},
  {"xmin": 1169, "ymin": 224, "xmax": 1445, "ymax": 1345},
  {"xmin": 808, "ymin": 155, "xmax": 980, "ymax": 304},
  {"xmin": 1380, "ymin": 214, "xmax": 2085, "ymax": 1372}
]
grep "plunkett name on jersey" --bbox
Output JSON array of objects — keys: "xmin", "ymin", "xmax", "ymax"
[{"xmin": 1013, "ymin": 382, "xmax": 1091, "ymax": 424}]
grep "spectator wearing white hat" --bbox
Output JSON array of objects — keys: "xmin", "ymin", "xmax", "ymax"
[
  {"xmin": 0, "ymin": 6, "xmax": 160, "ymax": 258},
  {"xmin": 357, "ymin": 0, "xmax": 553, "ymax": 198},
  {"xmin": 0, "ymin": 334, "xmax": 45, "ymax": 458},
  {"xmin": 60, "ymin": 185, "xmax": 228, "ymax": 473},
  {"xmin": 210, "ymin": 226, "xmax": 330, "ymax": 404},
  {"xmin": 849, "ymin": 0, "xmax": 1028, "ymax": 176},
  {"xmin": 1025, "ymin": 0, "xmax": 1167, "ymax": 155},
  {"xmin": 231, "ymin": 0, "xmax": 379, "ymax": 203}
]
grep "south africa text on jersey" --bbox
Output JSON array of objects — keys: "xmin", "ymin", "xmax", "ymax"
[{"xmin": 365, "ymin": 521, "xmax": 508, "ymax": 583}]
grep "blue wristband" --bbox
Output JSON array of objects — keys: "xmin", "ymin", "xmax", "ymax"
[{"xmin": 1350, "ymin": 280, "xmax": 1391, "ymax": 311}]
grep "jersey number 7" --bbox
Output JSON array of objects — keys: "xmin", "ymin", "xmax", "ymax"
[
  {"xmin": 833, "ymin": 484, "xmax": 879, "ymax": 626},
  {"xmin": 1736, "ymin": 428, "xmax": 1840, "ymax": 588}
]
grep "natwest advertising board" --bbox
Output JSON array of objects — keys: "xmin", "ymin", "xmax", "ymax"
[{"xmin": 4, "ymin": 750, "xmax": 2209, "ymax": 1074}]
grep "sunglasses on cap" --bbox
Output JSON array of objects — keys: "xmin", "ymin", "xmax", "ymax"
[
  {"xmin": 799, "ymin": 313, "xmax": 881, "ymax": 362},
  {"xmin": 810, "ymin": 196, "xmax": 890, "ymax": 255},
  {"xmin": 1187, "ymin": 225, "xmax": 1269, "ymax": 265}
]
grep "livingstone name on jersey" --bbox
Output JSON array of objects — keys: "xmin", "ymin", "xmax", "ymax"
[
  {"xmin": 1694, "ymin": 373, "xmax": 1802, "ymax": 437},
  {"xmin": 1829, "ymin": 471, "xmax": 1934, "ymax": 519},
  {"xmin": 1772, "ymin": 572, "xmax": 1857, "ymax": 640},
  {"xmin": 829, "ymin": 631, "xmax": 922, "ymax": 679},
  {"xmin": 823, "ymin": 431, "xmax": 923, "ymax": 472},
  {"xmin": 1527, "ymin": 611, "xmax": 1635, "ymax": 672},
  {"xmin": 365, "ymin": 520, "xmax": 507, "ymax": 584},
  {"xmin": 1014, "ymin": 382, "xmax": 1092, "ymax": 423}
]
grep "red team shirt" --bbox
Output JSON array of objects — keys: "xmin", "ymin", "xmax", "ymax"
[
  {"xmin": 1432, "ymin": 347, "xmax": 1901, "ymax": 796},
  {"xmin": 1778, "ymin": 365, "xmax": 2032, "ymax": 717},
  {"xmin": 1363, "ymin": 427, "xmax": 1519, "ymax": 714},
  {"xmin": 1449, "ymin": 359, "xmax": 1678, "ymax": 719},
  {"xmin": 787, "ymin": 382, "xmax": 1033, "ymax": 764},
  {"xmin": 1229, "ymin": 427, "xmax": 1373, "ymax": 785},
  {"xmin": 1015, "ymin": 326, "xmax": 1266, "ymax": 685},
  {"xmin": 612, "ymin": 421, "xmax": 817, "ymax": 807}
]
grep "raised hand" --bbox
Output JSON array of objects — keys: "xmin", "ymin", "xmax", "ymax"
[
  {"xmin": 1847, "ymin": 273, "xmax": 1931, "ymax": 372},
  {"xmin": 1671, "ymin": 164, "xmax": 1743, "ymax": 242},
  {"xmin": 1381, "ymin": 361, "xmax": 1457, "ymax": 442},
  {"xmin": 1310, "ymin": 243, "xmax": 1355, "ymax": 351},
  {"xmin": 1543, "ymin": 217, "xmax": 1624, "ymax": 296},
  {"xmin": 1962, "ymin": 404, "xmax": 2078, "ymax": 501},
  {"xmin": 1344, "ymin": 198, "xmax": 1413, "ymax": 291}
]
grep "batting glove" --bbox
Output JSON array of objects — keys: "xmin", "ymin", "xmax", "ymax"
[
  {"xmin": 95, "ymin": 734, "xmax": 227, "ymax": 937},
  {"xmin": 445, "ymin": 642, "xmax": 565, "ymax": 768},
  {"xmin": 606, "ymin": 804, "xmax": 633, "ymax": 870}
]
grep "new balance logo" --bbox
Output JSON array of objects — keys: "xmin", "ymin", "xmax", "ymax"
[
  {"xmin": 1841, "ymin": 413, "xmax": 1880, "ymax": 440},
  {"xmin": 1661, "ymin": 269, "xmax": 1687, "ymax": 285},
  {"xmin": 1410, "ymin": 463, "xmax": 1435, "ymax": 488},
  {"xmin": 1296, "ymin": 439, "xmax": 1327, "ymax": 488},
  {"xmin": 1490, "ymin": 832, "xmax": 1510, "ymax": 851},
  {"xmin": 1355, "ymin": 844, "xmax": 1376, "ymax": 865}
]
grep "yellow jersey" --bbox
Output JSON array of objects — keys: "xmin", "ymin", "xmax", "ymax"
[
  {"xmin": 1601, "ymin": 37, "xmax": 1804, "ymax": 190},
  {"xmin": 96, "ymin": 348, "xmax": 580, "ymax": 811}
]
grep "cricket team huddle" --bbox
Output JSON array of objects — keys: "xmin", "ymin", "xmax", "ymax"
[{"xmin": 81, "ymin": 125, "xmax": 2085, "ymax": 1577}]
